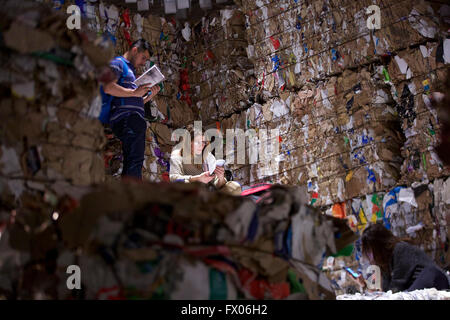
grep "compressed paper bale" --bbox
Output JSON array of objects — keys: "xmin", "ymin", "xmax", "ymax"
[
  {"xmin": 149, "ymin": 123, "xmax": 174, "ymax": 147},
  {"xmin": 62, "ymin": 150, "xmax": 92, "ymax": 186},
  {"xmin": 47, "ymin": 126, "xmax": 74, "ymax": 146},
  {"xmin": 3, "ymin": 21, "xmax": 55, "ymax": 54},
  {"xmin": 72, "ymin": 134, "xmax": 95, "ymax": 149},
  {"xmin": 91, "ymin": 152, "xmax": 105, "ymax": 184},
  {"xmin": 81, "ymin": 41, "xmax": 115, "ymax": 68},
  {"xmin": 3, "ymin": 0, "xmax": 108, "ymax": 191}
]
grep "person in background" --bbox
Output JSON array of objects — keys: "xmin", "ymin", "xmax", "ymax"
[
  {"xmin": 169, "ymin": 131, "xmax": 242, "ymax": 196},
  {"xmin": 436, "ymin": 73, "xmax": 450, "ymax": 165},
  {"xmin": 351, "ymin": 223, "xmax": 449, "ymax": 293},
  {"xmin": 103, "ymin": 39, "xmax": 160, "ymax": 180}
]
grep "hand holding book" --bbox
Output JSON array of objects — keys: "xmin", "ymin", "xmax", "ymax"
[
  {"xmin": 144, "ymin": 85, "xmax": 161, "ymax": 102},
  {"xmin": 134, "ymin": 65, "xmax": 165, "ymax": 87}
]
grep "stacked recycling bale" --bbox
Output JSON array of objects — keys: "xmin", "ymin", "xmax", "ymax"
[
  {"xmin": 0, "ymin": 1, "xmax": 114, "ymax": 210},
  {"xmin": 179, "ymin": 7, "xmax": 256, "ymax": 125},
  {"xmin": 0, "ymin": 182, "xmax": 356, "ymax": 300},
  {"xmin": 230, "ymin": 69, "xmax": 406, "ymax": 201},
  {"xmin": 222, "ymin": 0, "xmax": 450, "ymax": 267}
]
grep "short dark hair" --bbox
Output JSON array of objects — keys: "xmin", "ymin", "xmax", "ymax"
[{"xmin": 130, "ymin": 39, "xmax": 152, "ymax": 56}]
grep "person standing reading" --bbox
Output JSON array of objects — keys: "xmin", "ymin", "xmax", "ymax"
[{"xmin": 103, "ymin": 39, "xmax": 160, "ymax": 179}]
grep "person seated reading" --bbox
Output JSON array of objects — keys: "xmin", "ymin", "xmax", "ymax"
[{"xmin": 169, "ymin": 131, "xmax": 241, "ymax": 196}]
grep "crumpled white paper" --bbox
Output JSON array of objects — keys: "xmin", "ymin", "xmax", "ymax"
[
  {"xmin": 181, "ymin": 22, "xmax": 191, "ymax": 41},
  {"xmin": 408, "ymin": 8, "xmax": 437, "ymax": 38},
  {"xmin": 398, "ymin": 187, "xmax": 418, "ymax": 207},
  {"xmin": 337, "ymin": 288, "xmax": 450, "ymax": 300}
]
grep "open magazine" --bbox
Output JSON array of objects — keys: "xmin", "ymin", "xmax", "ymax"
[
  {"xmin": 206, "ymin": 153, "xmax": 226, "ymax": 175},
  {"xmin": 134, "ymin": 65, "xmax": 165, "ymax": 87}
]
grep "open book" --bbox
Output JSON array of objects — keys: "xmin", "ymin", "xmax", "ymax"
[
  {"xmin": 206, "ymin": 153, "xmax": 226, "ymax": 175},
  {"xmin": 134, "ymin": 65, "xmax": 165, "ymax": 87}
]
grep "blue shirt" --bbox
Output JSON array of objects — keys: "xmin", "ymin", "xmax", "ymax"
[{"xmin": 109, "ymin": 56, "xmax": 145, "ymax": 124}]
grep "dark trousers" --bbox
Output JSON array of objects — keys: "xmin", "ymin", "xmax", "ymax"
[
  {"xmin": 111, "ymin": 113, "xmax": 146, "ymax": 179},
  {"xmin": 407, "ymin": 265, "xmax": 450, "ymax": 291}
]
